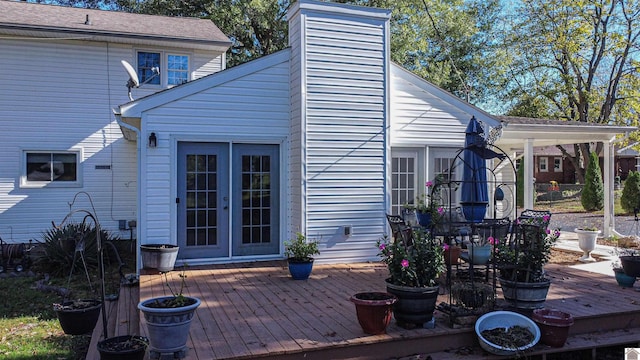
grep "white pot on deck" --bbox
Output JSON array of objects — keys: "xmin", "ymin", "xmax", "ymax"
[{"xmin": 574, "ymin": 228, "xmax": 600, "ymax": 263}]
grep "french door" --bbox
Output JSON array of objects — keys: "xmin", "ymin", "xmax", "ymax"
[{"xmin": 177, "ymin": 142, "xmax": 280, "ymax": 259}]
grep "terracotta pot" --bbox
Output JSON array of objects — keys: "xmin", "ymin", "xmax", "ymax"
[
  {"xmin": 532, "ymin": 308, "xmax": 574, "ymax": 347},
  {"xmin": 444, "ymin": 245, "xmax": 461, "ymax": 266},
  {"xmin": 350, "ymin": 292, "xmax": 397, "ymax": 335}
]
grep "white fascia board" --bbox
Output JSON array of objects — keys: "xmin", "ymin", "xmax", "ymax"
[
  {"xmin": 390, "ymin": 63, "xmax": 501, "ymax": 128},
  {"xmin": 119, "ymin": 49, "xmax": 291, "ymax": 118},
  {"xmin": 288, "ymin": 0, "xmax": 392, "ymax": 22}
]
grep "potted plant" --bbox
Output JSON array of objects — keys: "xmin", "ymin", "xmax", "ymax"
[
  {"xmin": 97, "ymin": 335, "xmax": 149, "ymax": 360},
  {"xmin": 377, "ymin": 229, "xmax": 445, "ymax": 328},
  {"xmin": 349, "ymin": 292, "xmax": 397, "ymax": 335},
  {"xmin": 494, "ymin": 215, "xmax": 560, "ymax": 310},
  {"xmin": 406, "ymin": 178, "xmax": 446, "ymax": 228},
  {"xmin": 284, "ymin": 232, "xmax": 320, "ymax": 280},
  {"xmin": 54, "ymin": 299, "xmax": 102, "ymax": 335},
  {"xmin": 138, "ymin": 267, "xmax": 200, "ymax": 359},
  {"xmin": 574, "ymin": 225, "xmax": 600, "ymax": 262},
  {"xmin": 140, "ymin": 243, "xmax": 179, "ymax": 272}
]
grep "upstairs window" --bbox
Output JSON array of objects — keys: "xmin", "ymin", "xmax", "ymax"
[
  {"xmin": 23, "ymin": 151, "xmax": 80, "ymax": 187},
  {"xmin": 168, "ymin": 54, "xmax": 189, "ymax": 85},
  {"xmin": 137, "ymin": 52, "xmax": 161, "ymax": 85},
  {"xmin": 137, "ymin": 51, "xmax": 190, "ymax": 87},
  {"xmin": 554, "ymin": 157, "xmax": 563, "ymax": 172},
  {"xmin": 539, "ymin": 157, "xmax": 548, "ymax": 172}
]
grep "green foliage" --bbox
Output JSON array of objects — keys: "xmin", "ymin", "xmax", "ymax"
[
  {"xmin": 581, "ymin": 152, "xmax": 604, "ymax": 211},
  {"xmin": 503, "ymin": 0, "xmax": 640, "ymax": 172},
  {"xmin": 621, "ymin": 171, "xmax": 640, "ymax": 214},
  {"xmin": 377, "ymin": 229, "xmax": 444, "ymax": 288},
  {"xmin": 516, "ymin": 160, "xmax": 525, "ymax": 207},
  {"xmin": 494, "ymin": 218, "xmax": 560, "ymax": 283},
  {"xmin": 284, "ymin": 232, "xmax": 320, "ymax": 261},
  {"xmin": 0, "ymin": 276, "xmax": 91, "ymax": 359},
  {"xmin": 33, "ymin": 222, "xmax": 120, "ymax": 278}
]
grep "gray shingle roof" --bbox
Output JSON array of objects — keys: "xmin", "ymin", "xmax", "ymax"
[{"xmin": 0, "ymin": 0, "xmax": 230, "ymax": 48}]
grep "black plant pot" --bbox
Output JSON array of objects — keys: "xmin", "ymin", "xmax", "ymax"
[
  {"xmin": 97, "ymin": 335, "xmax": 148, "ymax": 360},
  {"xmin": 620, "ymin": 255, "xmax": 640, "ymax": 278},
  {"xmin": 54, "ymin": 299, "xmax": 102, "ymax": 335}
]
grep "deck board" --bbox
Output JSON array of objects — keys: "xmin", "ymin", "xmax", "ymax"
[{"xmin": 127, "ymin": 261, "xmax": 640, "ymax": 360}]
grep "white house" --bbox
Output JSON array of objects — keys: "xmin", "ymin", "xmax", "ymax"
[
  {"xmin": 0, "ymin": 1, "xmax": 231, "ymax": 245},
  {"xmin": 115, "ymin": 0, "xmax": 505, "ymax": 266},
  {"xmin": 1, "ymin": 0, "xmax": 632, "ymax": 268}
]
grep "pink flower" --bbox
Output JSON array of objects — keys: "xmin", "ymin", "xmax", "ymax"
[
  {"xmin": 401, "ymin": 259, "xmax": 409, "ymax": 268},
  {"xmin": 443, "ymin": 243, "xmax": 450, "ymax": 251},
  {"xmin": 554, "ymin": 230, "xmax": 561, "ymax": 237},
  {"xmin": 487, "ymin": 236, "xmax": 496, "ymax": 245},
  {"xmin": 437, "ymin": 207, "xmax": 445, "ymax": 215},
  {"xmin": 543, "ymin": 215, "xmax": 550, "ymax": 222},
  {"xmin": 379, "ymin": 243, "xmax": 386, "ymax": 251},
  {"xmin": 546, "ymin": 229, "xmax": 551, "ymax": 235},
  {"xmin": 425, "ymin": 181, "xmax": 433, "ymax": 187}
]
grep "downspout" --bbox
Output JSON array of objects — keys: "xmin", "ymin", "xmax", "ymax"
[{"xmin": 113, "ymin": 109, "xmax": 142, "ymax": 277}]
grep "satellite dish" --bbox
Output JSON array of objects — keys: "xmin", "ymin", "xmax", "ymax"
[
  {"xmin": 121, "ymin": 60, "xmax": 139, "ymax": 87},
  {"xmin": 121, "ymin": 60, "xmax": 139, "ymax": 101}
]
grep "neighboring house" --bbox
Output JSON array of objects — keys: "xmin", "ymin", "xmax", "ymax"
[
  {"xmin": 0, "ymin": 1, "xmax": 231, "ymax": 243},
  {"xmin": 1, "ymin": 0, "xmax": 632, "ymax": 266},
  {"xmin": 533, "ymin": 145, "xmax": 638, "ymax": 184}
]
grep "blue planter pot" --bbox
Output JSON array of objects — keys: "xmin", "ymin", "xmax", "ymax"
[
  {"xmin": 416, "ymin": 212, "xmax": 432, "ymax": 227},
  {"xmin": 614, "ymin": 269, "xmax": 636, "ymax": 288},
  {"xmin": 288, "ymin": 258, "xmax": 314, "ymax": 280},
  {"xmin": 461, "ymin": 202, "xmax": 487, "ymax": 223},
  {"xmin": 469, "ymin": 245, "xmax": 492, "ymax": 265}
]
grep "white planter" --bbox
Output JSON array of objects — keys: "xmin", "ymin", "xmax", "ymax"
[{"xmin": 574, "ymin": 228, "xmax": 600, "ymax": 262}]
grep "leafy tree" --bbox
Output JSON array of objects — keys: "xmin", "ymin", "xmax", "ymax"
[
  {"xmin": 621, "ymin": 171, "xmax": 640, "ymax": 214},
  {"xmin": 581, "ymin": 152, "xmax": 604, "ymax": 211},
  {"xmin": 503, "ymin": 0, "xmax": 640, "ymax": 183}
]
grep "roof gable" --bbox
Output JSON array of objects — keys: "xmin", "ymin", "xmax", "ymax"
[
  {"xmin": 118, "ymin": 49, "xmax": 291, "ymax": 118},
  {"xmin": 391, "ymin": 63, "xmax": 502, "ymax": 129}
]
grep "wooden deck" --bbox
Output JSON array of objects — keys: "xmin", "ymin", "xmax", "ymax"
[{"xmin": 87, "ymin": 261, "xmax": 640, "ymax": 359}]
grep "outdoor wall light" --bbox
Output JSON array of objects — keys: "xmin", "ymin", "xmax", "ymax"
[{"xmin": 148, "ymin": 132, "xmax": 157, "ymax": 148}]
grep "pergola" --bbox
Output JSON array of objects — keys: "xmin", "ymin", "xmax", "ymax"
[{"xmin": 495, "ymin": 116, "xmax": 637, "ymax": 237}]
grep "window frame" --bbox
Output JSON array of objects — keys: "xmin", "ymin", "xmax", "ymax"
[
  {"xmin": 21, "ymin": 149, "xmax": 82, "ymax": 188},
  {"xmin": 553, "ymin": 157, "xmax": 563, "ymax": 172},
  {"xmin": 539, "ymin": 157, "xmax": 548, "ymax": 172},
  {"xmin": 391, "ymin": 150, "xmax": 420, "ymax": 216},
  {"xmin": 136, "ymin": 50, "xmax": 191, "ymax": 88}
]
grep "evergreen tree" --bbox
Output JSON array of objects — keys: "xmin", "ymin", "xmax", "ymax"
[
  {"xmin": 581, "ymin": 152, "xmax": 604, "ymax": 211},
  {"xmin": 621, "ymin": 171, "xmax": 640, "ymax": 215},
  {"xmin": 516, "ymin": 159, "xmax": 524, "ymax": 208}
]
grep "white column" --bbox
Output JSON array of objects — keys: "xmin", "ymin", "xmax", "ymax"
[
  {"xmin": 524, "ymin": 139, "xmax": 534, "ymax": 210},
  {"xmin": 603, "ymin": 141, "xmax": 615, "ymax": 237}
]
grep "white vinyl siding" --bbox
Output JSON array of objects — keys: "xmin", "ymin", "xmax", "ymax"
[
  {"xmin": 292, "ymin": 3, "xmax": 391, "ymax": 263},
  {"xmin": 0, "ymin": 36, "xmax": 225, "ymax": 243},
  {"xmin": 139, "ymin": 58, "xmax": 291, "ymax": 247}
]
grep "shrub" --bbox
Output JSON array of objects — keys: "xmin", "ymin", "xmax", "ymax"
[
  {"xmin": 581, "ymin": 152, "xmax": 604, "ymax": 211},
  {"xmin": 33, "ymin": 222, "xmax": 120, "ymax": 277},
  {"xmin": 621, "ymin": 171, "xmax": 640, "ymax": 214}
]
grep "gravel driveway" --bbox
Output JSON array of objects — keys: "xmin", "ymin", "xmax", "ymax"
[{"xmin": 547, "ymin": 211, "xmax": 640, "ymax": 237}]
